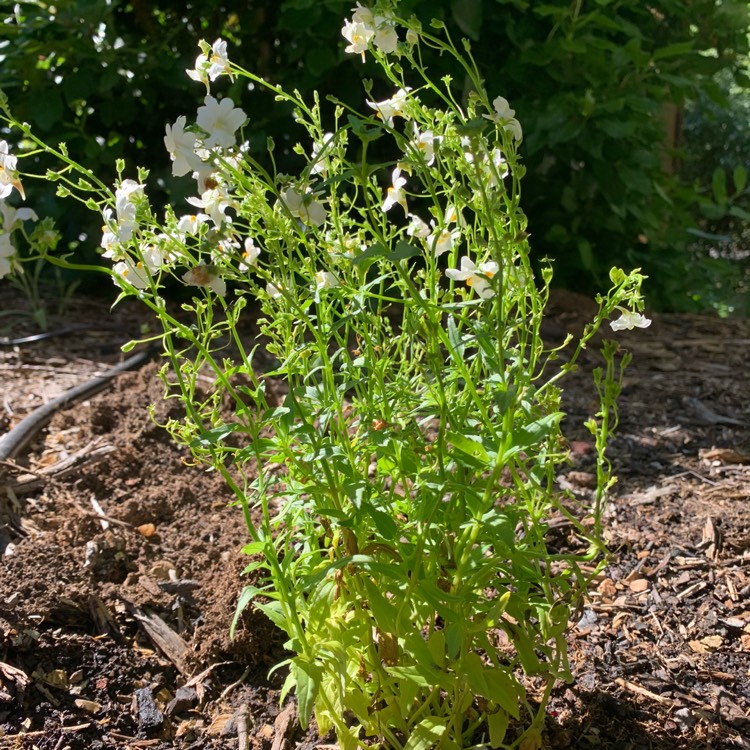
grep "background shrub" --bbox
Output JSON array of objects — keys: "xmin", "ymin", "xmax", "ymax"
[{"xmin": 2, "ymin": 0, "xmax": 748, "ymax": 311}]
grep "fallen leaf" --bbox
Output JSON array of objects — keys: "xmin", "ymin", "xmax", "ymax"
[
  {"xmin": 74, "ymin": 698, "xmax": 102, "ymax": 713},
  {"xmin": 629, "ymin": 579, "xmax": 650, "ymax": 593},
  {"xmin": 699, "ymin": 447, "xmax": 750, "ymax": 465},
  {"xmin": 701, "ymin": 635, "xmax": 723, "ymax": 649},
  {"xmin": 688, "ymin": 640, "xmax": 709, "ymax": 654}
]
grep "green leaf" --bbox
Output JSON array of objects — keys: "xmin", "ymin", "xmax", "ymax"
[
  {"xmin": 403, "ymin": 716, "xmax": 448, "ymax": 750},
  {"xmin": 255, "ymin": 601, "xmax": 290, "ymax": 632},
  {"xmin": 347, "ymin": 114, "xmax": 383, "ymax": 142},
  {"xmin": 733, "ymin": 165, "xmax": 747, "ymax": 194},
  {"xmin": 188, "ymin": 423, "xmax": 238, "ymax": 448},
  {"xmin": 351, "ymin": 242, "xmax": 388, "ymax": 268},
  {"xmin": 509, "ymin": 412, "xmax": 563, "ymax": 455},
  {"xmin": 712, "ymin": 167, "xmax": 727, "ymax": 205},
  {"xmin": 388, "ymin": 240, "xmax": 421, "ymax": 262},
  {"xmin": 653, "ymin": 41, "xmax": 695, "ymax": 60},
  {"xmin": 487, "ymin": 710, "xmax": 509, "ymax": 748},
  {"xmin": 462, "ymin": 653, "xmax": 520, "ymax": 719},
  {"xmin": 365, "ymin": 503, "xmax": 399, "ymax": 539},
  {"xmin": 230, "ymin": 585, "xmax": 261, "ymax": 639},
  {"xmin": 292, "ymin": 657, "xmax": 322, "ymax": 728},
  {"xmin": 451, "ymin": 0, "xmax": 483, "ymax": 41},
  {"xmin": 447, "ymin": 431, "xmax": 490, "ymax": 463}
]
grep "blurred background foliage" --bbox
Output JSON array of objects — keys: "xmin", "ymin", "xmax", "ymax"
[{"xmin": 1, "ymin": 0, "xmax": 749, "ymax": 314}]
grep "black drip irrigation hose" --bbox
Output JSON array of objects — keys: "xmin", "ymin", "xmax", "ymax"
[{"xmin": 0, "ymin": 346, "xmax": 159, "ymax": 463}]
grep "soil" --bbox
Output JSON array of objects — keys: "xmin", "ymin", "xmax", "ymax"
[{"xmin": 1, "ymin": 287, "xmax": 749, "ymax": 750}]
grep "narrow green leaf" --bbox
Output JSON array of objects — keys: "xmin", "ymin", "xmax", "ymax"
[
  {"xmin": 487, "ymin": 709, "xmax": 509, "ymax": 748},
  {"xmin": 733, "ymin": 165, "xmax": 747, "ymax": 194},
  {"xmin": 230, "ymin": 585, "xmax": 261, "ymax": 639},
  {"xmin": 451, "ymin": 0, "xmax": 483, "ymax": 40},
  {"xmin": 447, "ymin": 431, "xmax": 489, "ymax": 462},
  {"xmin": 403, "ymin": 716, "xmax": 448, "ymax": 750},
  {"xmin": 712, "ymin": 167, "xmax": 727, "ymax": 205},
  {"xmin": 292, "ymin": 657, "xmax": 322, "ymax": 728}
]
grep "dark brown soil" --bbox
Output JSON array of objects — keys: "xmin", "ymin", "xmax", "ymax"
[{"xmin": 1, "ymin": 288, "xmax": 749, "ymax": 750}]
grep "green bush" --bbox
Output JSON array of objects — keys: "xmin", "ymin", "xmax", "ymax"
[{"xmin": 2, "ymin": 0, "xmax": 748, "ymax": 309}]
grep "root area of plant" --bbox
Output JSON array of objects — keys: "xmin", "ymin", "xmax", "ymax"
[{"xmin": 1, "ymin": 289, "xmax": 749, "ymax": 750}]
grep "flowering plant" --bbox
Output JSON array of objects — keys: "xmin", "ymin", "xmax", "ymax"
[{"xmin": 0, "ymin": 5, "xmax": 649, "ymax": 748}]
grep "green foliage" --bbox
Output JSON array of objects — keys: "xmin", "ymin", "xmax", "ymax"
[
  {"xmin": 0, "ymin": 8, "xmax": 651, "ymax": 745},
  {"xmin": 2, "ymin": 0, "xmax": 748, "ymax": 306}
]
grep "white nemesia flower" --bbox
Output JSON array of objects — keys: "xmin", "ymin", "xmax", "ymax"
[
  {"xmin": 315, "ymin": 270, "xmax": 339, "ymax": 290},
  {"xmin": 609, "ymin": 309, "xmax": 651, "ymax": 332},
  {"xmin": 367, "ymin": 88, "xmax": 411, "ymax": 126},
  {"xmin": 282, "ymin": 187, "xmax": 327, "ymax": 227},
  {"xmin": 484, "ymin": 95, "xmax": 523, "ymax": 141},
  {"xmin": 196, "ymin": 95, "xmax": 246, "ymax": 149},
  {"xmin": 0, "ymin": 141, "xmax": 24, "ymax": 200},
  {"xmin": 187, "ymin": 186, "xmax": 234, "ymax": 227},
  {"xmin": 484, "ymin": 148, "xmax": 509, "ymax": 187},
  {"xmin": 381, "ymin": 167, "xmax": 407, "ymax": 213},
  {"xmin": 406, "ymin": 213, "xmax": 431, "ymax": 239},
  {"xmin": 113, "ymin": 258, "xmax": 150, "ymax": 290},
  {"xmin": 413, "ymin": 125, "xmax": 438, "ymax": 166},
  {"xmin": 373, "ymin": 23, "xmax": 398, "ymax": 54},
  {"xmin": 165, "ymin": 116, "xmax": 205, "ymax": 177},
  {"xmin": 176, "ymin": 213, "xmax": 209, "ymax": 236},
  {"xmin": 266, "ymin": 281, "xmax": 283, "ymax": 299},
  {"xmin": 0, "ymin": 202, "xmax": 37, "ymax": 231},
  {"xmin": 0, "ymin": 232, "xmax": 18, "ymax": 279},
  {"xmin": 446, "ymin": 256, "xmax": 499, "ymax": 299},
  {"xmin": 310, "ymin": 132, "xmax": 334, "ymax": 176},
  {"xmin": 342, "ymin": 19, "xmax": 374, "ymax": 59},
  {"xmin": 428, "ymin": 226, "xmax": 460, "ymax": 257},
  {"xmin": 183, "ymin": 263, "xmax": 226, "ymax": 296},
  {"xmin": 206, "ymin": 39, "xmax": 231, "ymax": 81},
  {"xmin": 187, "ymin": 53, "xmax": 210, "ymax": 88},
  {"xmin": 240, "ymin": 237, "xmax": 261, "ymax": 271}
]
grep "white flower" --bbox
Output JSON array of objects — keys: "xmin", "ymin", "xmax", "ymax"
[
  {"xmin": 113, "ymin": 258, "xmax": 151, "ymax": 290},
  {"xmin": 176, "ymin": 213, "xmax": 209, "ymax": 236},
  {"xmin": 187, "ymin": 53, "xmax": 210, "ymax": 88},
  {"xmin": 164, "ymin": 116, "xmax": 205, "ymax": 177},
  {"xmin": 446, "ymin": 256, "xmax": 499, "ymax": 299},
  {"xmin": 484, "ymin": 95, "xmax": 523, "ymax": 142},
  {"xmin": 206, "ymin": 39, "xmax": 231, "ymax": 81},
  {"xmin": 0, "ymin": 232, "xmax": 18, "ymax": 279},
  {"xmin": 484, "ymin": 148, "xmax": 509, "ymax": 187},
  {"xmin": 196, "ymin": 95, "xmax": 246, "ymax": 149},
  {"xmin": 239, "ymin": 237, "xmax": 260, "ymax": 271},
  {"xmin": 342, "ymin": 19, "xmax": 374, "ymax": 58},
  {"xmin": 0, "ymin": 141, "xmax": 24, "ymax": 200},
  {"xmin": 381, "ymin": 167, "xmax": 407, "ymax": 213},
  {"xmin": 266, "ymin": 281, "xmax": 283, "ymax": 299},
  {"xmin": 282, "ymin": 187, "xmax": 327, "ymax": 227},
  {"xmin": 187, "ymin": 186, "xmax": 234, "ymax": 227},
  {"xmin": 351, "ymin": 3, "xmax": 374, "ymax": 25},
  {"xmin": 406, "ymin": 213, "xmax": 431, "ymax": 239},
  {"xmin": 367, "ymin": 88, "xmax": 411, "ymax": 126},
  {"xmin": 373, "ymin": 24, "xmax": 398, "ymax": 54},
  {"xmin": 315, "ymin": 270, "xmax": 339, "ymax": 290},
  {"xmin": 182, "ymin": 263, "xmax": 226, "ymax": 296},
  {"xmin": 610, "ymin": 309, "xmax": 651, "ymax": 332},
  {"xmin": 428, "ymin": 226, "xmax": 459, "ymax": 257},
  {"xmin": 310, "ymin": 132, "xmax": 334, "ymax": 176},
  {"xmin": 412, "ymin": 125, "xmax": 438, "ymax": 166},
  {"xmin": 0, "ymin": 202, "xmax": 37, "ymax": 231}
]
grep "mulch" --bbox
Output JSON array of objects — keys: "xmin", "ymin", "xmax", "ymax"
[{"xmin": 0, "ymin": 287, "xmax": 748, "ymax": 750}]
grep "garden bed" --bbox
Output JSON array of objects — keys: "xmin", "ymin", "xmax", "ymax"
[{"xmin": 1, "ymin": 288, "xmax": 749, "ymax": 750}]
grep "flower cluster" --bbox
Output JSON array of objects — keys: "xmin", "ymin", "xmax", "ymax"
[
  {"xmin": 341, "ymin": 3, "xmax": 399, "ymax": 59},
  {"xmin": 0, "ymin": 142, "xmax": 34, "ymax": 279}
]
